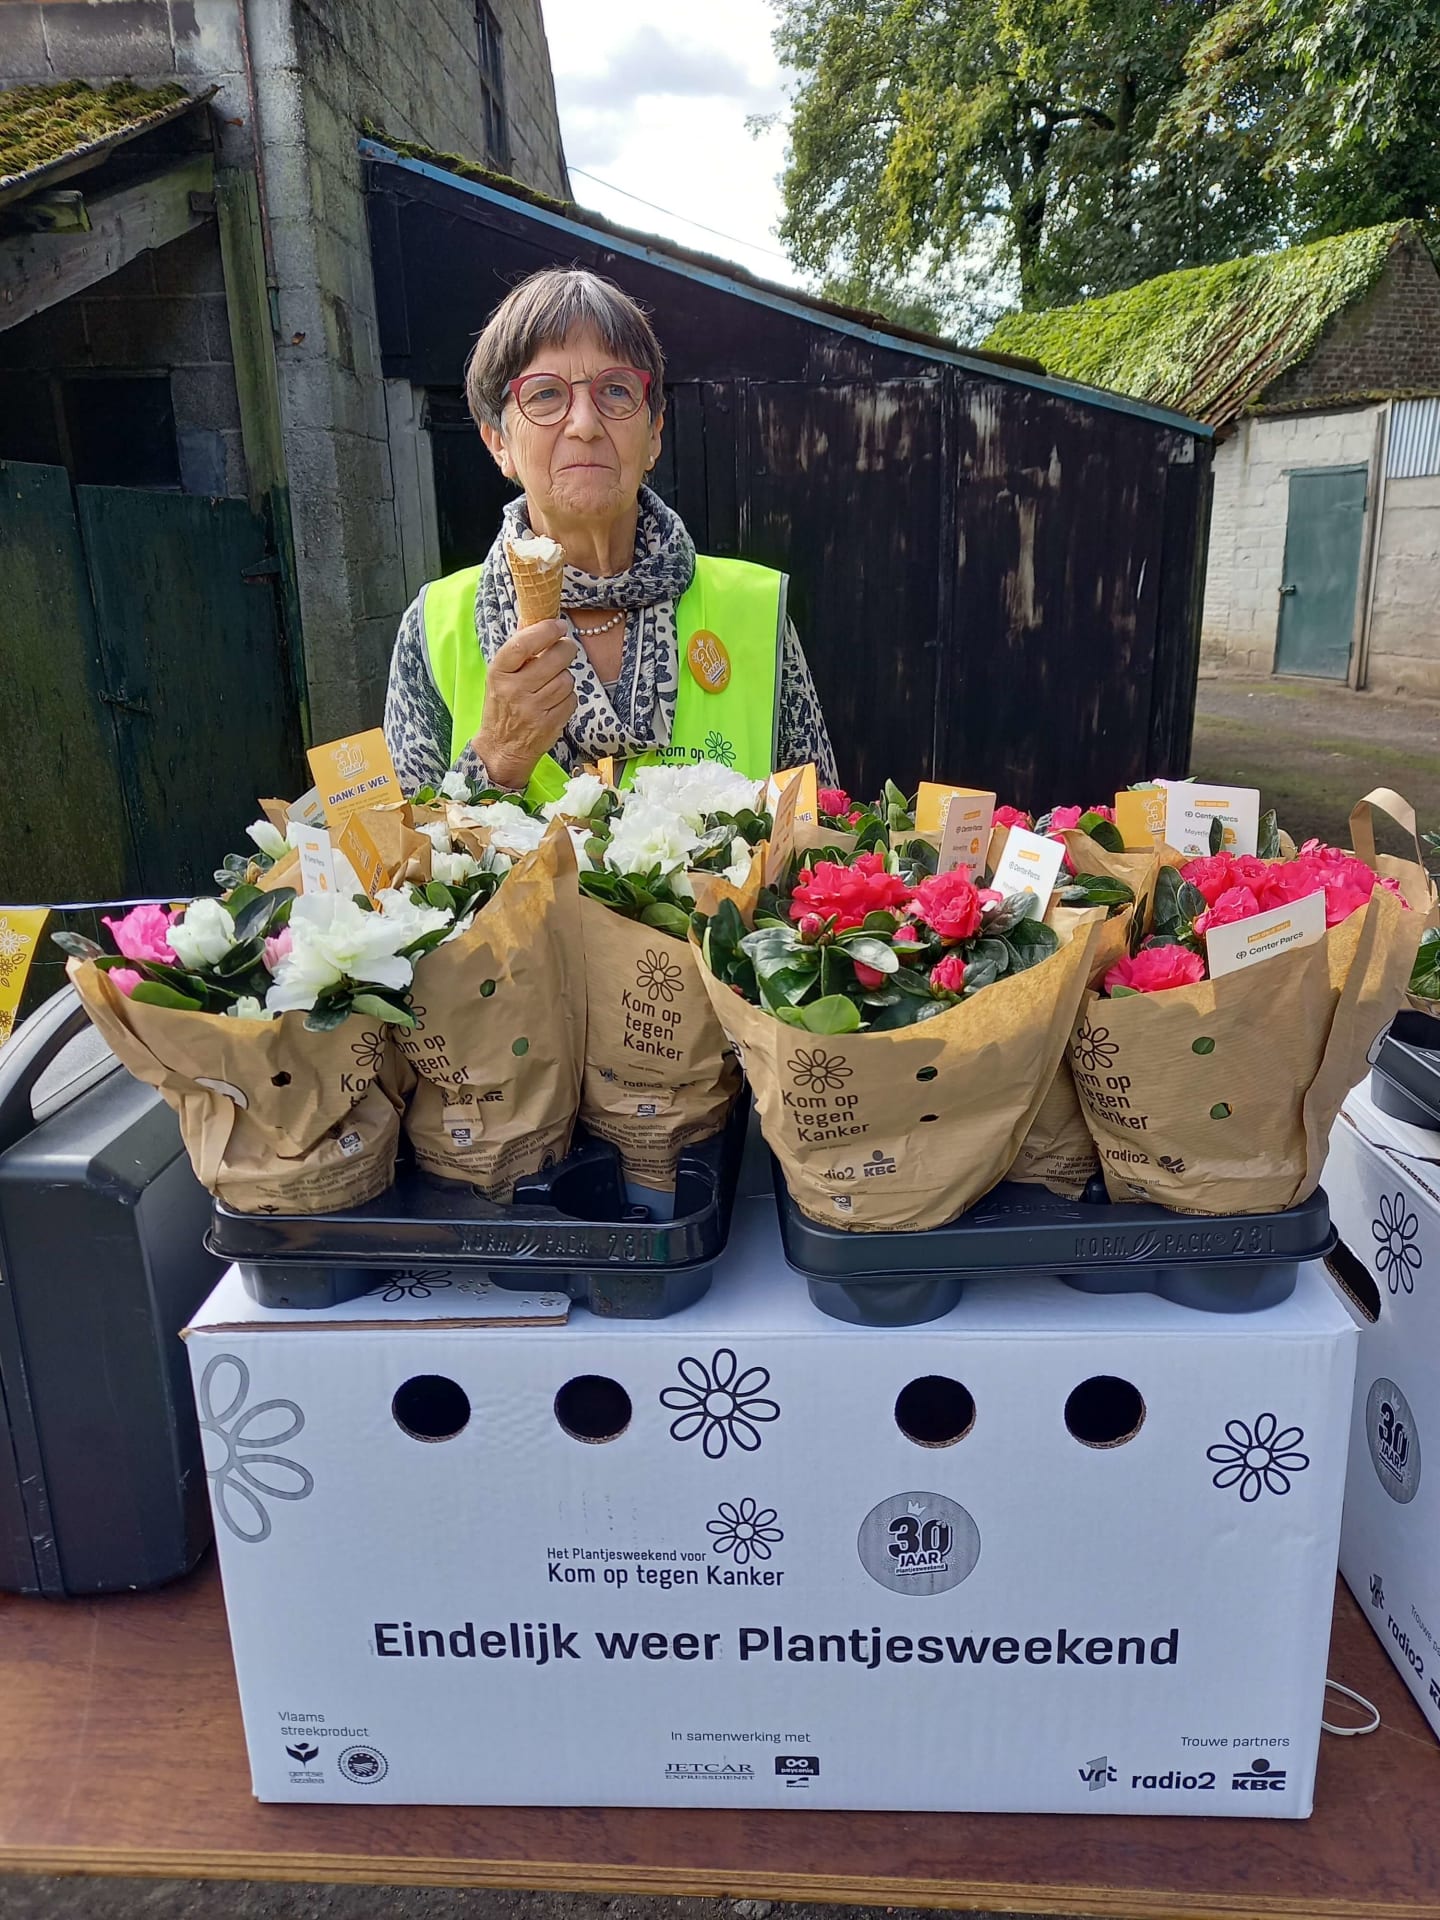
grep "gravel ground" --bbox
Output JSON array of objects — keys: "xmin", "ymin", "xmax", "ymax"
[
  {"xmin": 1190, "ymin": 675, "xmax": 1440, "ymax": 851},
  {"xmin": 3, "ymin": 672, "xmax": 1428, "ymax": 1920}
]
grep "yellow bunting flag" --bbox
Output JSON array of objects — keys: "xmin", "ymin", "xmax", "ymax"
[{"xmin": 0, "ymin": 906, "xmax": 50, "ymax": 1045}]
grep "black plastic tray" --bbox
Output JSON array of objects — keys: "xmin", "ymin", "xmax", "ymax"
[
  {"xmin": 208, "ymin": 1097, "xmax": 748, "ymax": 1318},
  {"xmin": 774, "ymin": 1166, "xmax": 1335, "ymax": 1325},
  {"xmin": 1368, "ymin": 1008, "xmax": 1440, "ymax": 1131}
]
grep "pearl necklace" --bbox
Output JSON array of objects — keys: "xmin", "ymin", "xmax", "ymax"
[{"xmin": 569, "ymin": 608, "xmax": 625, "ymax": 638}]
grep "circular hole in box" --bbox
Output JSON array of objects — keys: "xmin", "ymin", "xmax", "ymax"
[
  {"xmin": 895, "ymin": 1375, "xmax": 975, "ymax": 1446},
  {"xmin": 1065, "ymin": 1375, "xmax": 1144, "ymax": 1448},
  {"xmin": 916, "ymin": 1066, "xmax": 938, "ymax": 1083},
  {"xmin": 555, "ymin": 1374, "xmax": 632, "ymax": 1443},
  {"xmin": 392, "ymin": 1374, "xmax": 471, "ymax": 1442}
]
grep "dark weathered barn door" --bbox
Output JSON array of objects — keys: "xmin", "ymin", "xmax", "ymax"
[
  {"xmin": 0, "ymin": 458, "xmax": 303, "ymax": 906},
  {"xmin": 76, "ymin": 486, "xmax": 302, "ymax": 893},
  {"xmin": 1274, "ymin": 466, "xmax": 1366, "ymax": 680}
]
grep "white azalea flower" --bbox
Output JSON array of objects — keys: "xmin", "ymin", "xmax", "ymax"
[
  {"xmin": 567, "ymin": 824, "xmax": 595, "ymax": 872},
  {"xmin": 439, "ymin": 769, "xmax": 472, "ymax": 801},
  {"xmin": 669, "ymin": 869, "xmax": 696, "ymax": 904},
  {"xmin": 264, "ymin": 895, "xmax": 418, "ymax": 1013},
  {"xmin": 605, "ymin": 799, "xmax": 703, "ymax": 878},
  {"xmin": 430, "ymin": 848, "xmax": 480, "ymax": 887},
  {"xmin": 448, "ymin": 799, "xmax": 547, "ymax": 856},
  {"xmin": 374, "ymin": 888, "xmax": 454, "ymax": 947},
  {"xmin": 246, "ymin": 819, "xmax": 288, "ymax": 861},
  {"xmin": 722, "ymin": 835, "xmax": 753, "ymax": 887},
  {"xmin": 542, "ymin": 772, "xmax": 606, "ymax": 822},
  {"xmin": 629, "ymin": 761, "xmax": 763, "ymax": 830},
  {"xmin": 417, "ymin": 819, "xmax": 453, "ymax": 854},
  {"xmin": 169, "ymin": 896, "xmax": 238, "ymax": 969},
  {"xmin": 225, "ymin": 995, "xmax": 275, "ymax": 1021}
]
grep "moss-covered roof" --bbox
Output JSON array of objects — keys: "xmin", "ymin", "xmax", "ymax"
[
  {"xmin": 0, "ymin": 79, "xmax": 192, "ymax": 194},
  {"xmin": 983, "ymin": 225, "xmax": 1412, "ymax": 426}
]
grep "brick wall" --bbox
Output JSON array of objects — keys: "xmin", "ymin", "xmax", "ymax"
[
  {"xmin": 1261, "ymin": 237, "xmax": 1440, "ymax": 411},
  {"xmin": 1199, "ymin": 407, "xmax": 1382, "ymax": 676},
  {"xmin": 0, "ymin": 224, "xmax": 247, "ymax": 496}
]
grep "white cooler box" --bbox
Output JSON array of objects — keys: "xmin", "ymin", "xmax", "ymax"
[
  {"xmin": 186, "ymin": 1196, "xmax": 1357, "ymax": 1815},
  {"xmin": 1326, "ymin": 1081, "xmax": 1440, "ymax": 1741}
]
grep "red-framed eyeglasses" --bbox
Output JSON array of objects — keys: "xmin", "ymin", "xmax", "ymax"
[{"xmin": 505, "ymin": 366, "xmax": 652, "ymax": 426}]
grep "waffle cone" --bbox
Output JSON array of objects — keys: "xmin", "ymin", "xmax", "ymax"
[{"xmin": 507, "ymin": 540, "xmax": 565, "ymax": 626}]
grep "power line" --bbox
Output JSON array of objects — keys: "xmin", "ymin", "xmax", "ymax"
[{"xmin": 568, "ymin": 166, "xmax": 793, "ymax": 264}]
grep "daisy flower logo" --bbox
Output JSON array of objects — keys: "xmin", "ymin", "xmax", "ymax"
[
  {"xmin": 1207, "ymin": 1413, "xmax": 1310, "ymax": 1503},
  {"xmin": 197, "ymin": 1354, "xmax": 313, "ymax": 1543},
  {"xmin": 1372, "ymin": 1192, "xmax": 1422, "ymax": 1295},
  {"xmin": 703, "ymin": 732, "xmax": 737, "ymax": 768},
  {"xmin": 368, "ymin": 1269, "xmax": 454, "ymax": 1302},
  {"xmin": 661, "ymin": 1350, "xmax": 779, "ymax": 1457},
  {"xmin": 788, "ymin": 1048, "xmax": 853, "ymax": 1095},
  {"xmin": 350, "ymin": 1027, "xmax": 387, "ymax": 1076},
  {"xmin": 1072, "ymin": 1023, "xmax": 1119, "ymax": 1073},
  {"xmin": 637, "ymin": 948, "xmax": 684, "ymax": 1003},
  {"xmin": 706, "ymin": 1498, "xmax": 783, "ymax": 1564},
  {"xmin": 0, "ymin": 917, "xmax": 26, "ymax": 982}
]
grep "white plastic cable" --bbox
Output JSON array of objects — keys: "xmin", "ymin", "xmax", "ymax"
[{"xmin": 1322, "ymin": 1678, "xmax": 1382, "ymax": 1736}]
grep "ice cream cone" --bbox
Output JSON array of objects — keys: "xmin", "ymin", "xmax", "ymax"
[{"xmin": 506, "ymin": 534, "xmax": 565, "ymax": 627}]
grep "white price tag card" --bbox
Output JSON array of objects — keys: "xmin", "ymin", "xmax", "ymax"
[
  {"xmin": 1164, "ymin": 784, "xmax": 1260, "ymax": 858},
  {"xmin": 1204, "ymin": 889, "xmax": 1326, "ymax": 979},
  {"xmin": 988, "ymin": 825, "xmax": 1066, "ymax": 919},
  {"xmin": 937, "ymin": 790, "xmax": 995, "ymax": 875},
  {"xmin": 296, "ymin": 825, "xmax": 337, "ymax": 904}
]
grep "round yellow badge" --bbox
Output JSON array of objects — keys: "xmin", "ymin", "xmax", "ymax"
[{"xmin": 686, "ymin": 628, "xmax": 731, "ymax": 693}]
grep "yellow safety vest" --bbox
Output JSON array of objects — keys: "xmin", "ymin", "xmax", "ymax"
[{"xmin": 422, "ymin": 554, "xmax": 785, "ymax": 805}]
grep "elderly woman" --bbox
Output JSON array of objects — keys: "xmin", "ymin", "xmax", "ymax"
[{"xmin": 384, "ymin": 267, "xmax": 836, "ymax": 800}]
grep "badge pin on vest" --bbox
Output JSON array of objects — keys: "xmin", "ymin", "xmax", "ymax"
[{"xmin": 686, "ymin": 629, "xmax": 731, "ymax": 693}]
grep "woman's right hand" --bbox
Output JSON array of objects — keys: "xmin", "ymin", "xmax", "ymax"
[{"xmin": 470, "ymin": 619, "xmax": 578, "ymax": 791}]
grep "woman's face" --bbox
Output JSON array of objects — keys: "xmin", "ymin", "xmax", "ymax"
[{"xmin": 482, "ymin": 325, "xmax": 664, "ymax": 530}]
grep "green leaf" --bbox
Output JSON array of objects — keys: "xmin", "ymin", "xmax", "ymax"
[
  {"xmin": 758, "ymin": 963, "xmax": 822, "ymax": 1011},
  {"xmin": 862, "ymin": 909, "xmax": 901, "ymax": 933},
  {"xmin": 233, "ymin": 887, "xmax": 293, "ymax": 945},
  {"xmin": 1410, "ymin": 928, "xmax": 1440, "ymax": 1002},
  {"xmin": 1110, "ymin": 984, "xmax": 1142, "ymax": 998},
  {"xmin": 772, "ymin": 1004, "xmax": 808, "ymax": 1026},
  {"xmin": 129, "ymin": 981, "xmax": 204, "ymax": 1012},
  {"xmin": 1057, "ymin": 871, "xmax": 1136, "ymax": 912},
  {"xmin": 800, "ymin": 994, "xmax": 863, "ymax": 1034},
  {"xmin": 1004, "ymin": 918, "xmax": 1061, "ymax": 970},
  {"xmin": 1079, "ymin": 812, "xmax": 1126, "ymax": 853},
  {"xmin": 1208, "ymin": 815, "xmax": 1225, "ymax": 856},
  {"xmin": 350, "ymin": 992, "xmax": 417, "ymax": 1028},
  {"xmin": 1257, "ymin": 809, "xmax": 1282, "ymax": 860},
  {"xmin": 425, "ymin": 881, "xmax": 454, "ymax": 911},
  {"xmin": 51, "ymin": 930, "xmax": 106, "ymax": 960},
  {"xmin": 837, "ymin": 934, "xmax": 900, "ymax": 973},
  {"xmin": 302, "ymin": 999, "xmax": 351, "ymax": 1032},
  {"xmin": 640, "ymin": 901, "xmax": 692, "ymax": 937}
]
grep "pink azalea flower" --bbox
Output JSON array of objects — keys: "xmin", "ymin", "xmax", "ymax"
[
  {"xmin": 1105, "ymin": 945, "xmax": 1207, "ymax": 994},
  {"xmin": 993, "ymin": 805, "xmax": 1033, "ymax": 830},
  {"xmin": 930, "ymin": 950, "xmax": 967, "ymax": 994},
  {"xmin": 109, "ymin": 967, "xmax": 143, "ymax": 998},
  {"xmin": 103, "ymin": 902, "xmax": 178, "ymax": 964},
  {"xmin": 263, "ymin": 926, "xmax": 294, "ymax": 973}
]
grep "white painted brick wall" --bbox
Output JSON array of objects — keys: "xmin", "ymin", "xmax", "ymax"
[{"xmin": 1199, "ymin": 407, "xmax": 1382, "ymax": 679}]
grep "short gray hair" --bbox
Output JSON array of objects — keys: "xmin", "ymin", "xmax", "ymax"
[{"xmin": 465, "ymin": 268, "xmax": 666, "ymax": 429}]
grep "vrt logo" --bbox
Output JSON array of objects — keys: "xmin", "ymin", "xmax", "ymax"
[
  {"xmin": 286, "ymin": 1742, "xmax": 319, "ymax": 1765},
  {"xmin": 1078, "ymin": 1755, "xmax": 1116, "ymax": 1791}
]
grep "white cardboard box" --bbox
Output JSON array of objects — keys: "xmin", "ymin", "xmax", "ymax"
[
  {"xmin": 1326, "ymin": 1081, "xmax": 1440, "ymax": 1740},
  {"xmin": 186, "ymin": 1200, "xmax": 1356, "ymax": 1815}
]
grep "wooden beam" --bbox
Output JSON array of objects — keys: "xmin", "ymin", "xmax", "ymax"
[
  {"xmin": 214, "ymin": 165, "xmax": 311, "ymax": 742},
  {"xmin": 0, "ymin": 154, "xmax": 214, "ymax": 329}
]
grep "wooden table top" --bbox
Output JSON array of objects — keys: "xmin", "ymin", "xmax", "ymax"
[{"xmin": 1, "ymin": 1561, "xmax": 1437, "ymax": 1919}]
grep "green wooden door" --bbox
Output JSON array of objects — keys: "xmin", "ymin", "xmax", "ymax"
[
  {"xmin": 76, "ymin": 485, "xmax": 304, "ymax": 895},
  {"xmin": 0, "ymin": 461, "xmax": 136, "ymax": 903},
  {"xmin": 1274, "ymin": 465, "xmax": 1367, "ymax": 680}
]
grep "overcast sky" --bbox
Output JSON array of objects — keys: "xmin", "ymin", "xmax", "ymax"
[{"xmin": 539, "ymin": 0, "xmax": 803, "ymax": 287}]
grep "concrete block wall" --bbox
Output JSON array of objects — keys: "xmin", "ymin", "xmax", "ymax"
[
  {"xmin": 1263, "ymin": 239, "xmax": 1440, "ymax": 412},
  {"xmin": 1199, "ymin": 406, "xmax": 1382, "ymax": 676},
  {"xmin": 1368, "ymin": 474, "xmax": 1440, "ymax": 699},
  {"xmin": 0, "ymin": 223, "xmax": 248, "ymax": 497},
  {"xmin": 248, "ymin": 0, "xmax": 569, "ymax": 738}
]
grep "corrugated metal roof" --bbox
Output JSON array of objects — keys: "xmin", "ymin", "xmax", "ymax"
[
  {"xmin": 982, "ymin": 225, "xmax": 1419, "ymax": 429},
  {"xmin": 1388, "ymin": 397, "xmax": 1440, "ymax": 479},
  {"xmin": 0, "ymin": 80, "xmax": 202, "ymax": 210}
]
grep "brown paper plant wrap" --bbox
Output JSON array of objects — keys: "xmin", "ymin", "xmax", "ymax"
[
  {"xmin": 394, "ymin": 822, "xmax": 585, "ymax": 1197},
  {"xmin": 693, "ymin": 882, "xmax": 1101, "ymax": 1231},
  {"xmin": 1067, "ymin": 789, "xmax": 1438, "ymax": 1214},
  {"xmin": 65, "ymin": 960, "xmax": 403, "ymax": 1213}
]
